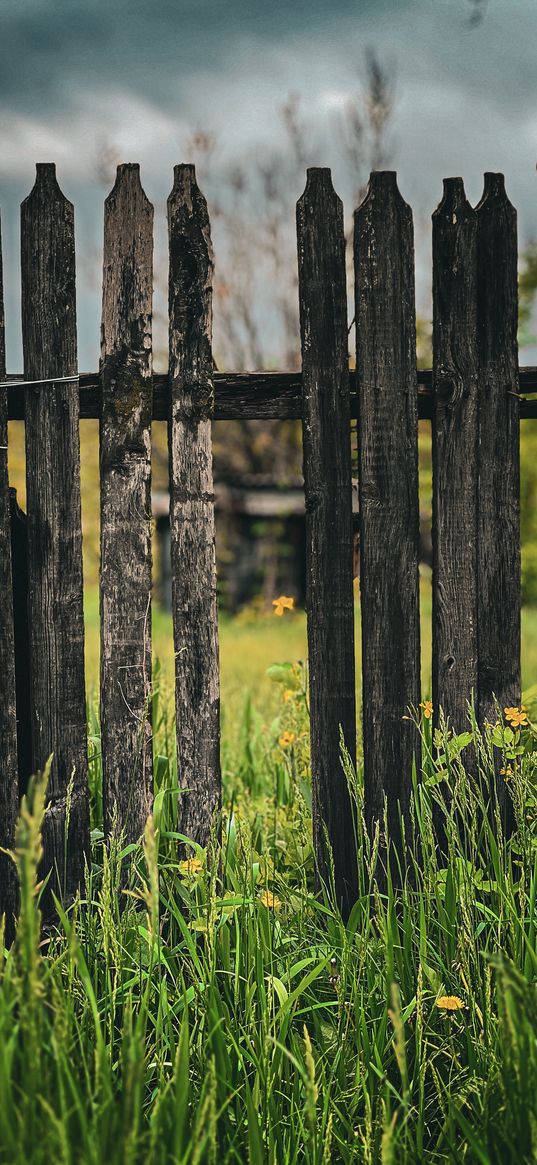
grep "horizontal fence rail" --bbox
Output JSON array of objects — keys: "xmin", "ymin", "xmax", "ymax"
[
  {"xmin": 5, "ymin": 369, "xmax": 537, "ymax": 421},
  {"xmin": 0, "ymin": 161, "xmax": 530, "ymax": 929}
]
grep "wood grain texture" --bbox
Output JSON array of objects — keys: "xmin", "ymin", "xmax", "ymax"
[
  {"xmin": 354, "ymin": 171, "xmax": 421, "ymax": 847},
  {"xmin": 9, "ymin": 489, "xmax": 32, "ymax": 798},
  {"xmin": 476, "ymin": 174, "xmax": 520, "ymax": 823},
  {"xmin": 6, "ymin": 369, "xmax": 537, "ymax": 423},
  {"xmin": 0, "ymin": 216, "xmax": 19, "ymax": 938},
  {"xmin": 168, "ymin": 164, "xmax": 221, "ymax": 850},
  {"xmin": 21, "ymin": 163, "xmax": 89, "ymax": 908},
  {"xmin": 297, "ymin": 168, "xmax": 357, "ymax": 917},
  {"xmin": 100, "ymin": 164, "xmax": 154, "ymax": 843},
  {"xmin": 432, "ymin": 179, "xmax": 479, "ymax": 734}
]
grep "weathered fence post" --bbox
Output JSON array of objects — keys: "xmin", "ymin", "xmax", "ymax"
[
  {"xmin": 9, "ymin": 489, "xmax": 31, "ymax": 797},
  {"xmin": 354, "ymin": 171, "xmax": 421, "ymax": 854},
  {"xmin": 432, "ymin": 179, "xmax": 479, "ymax": 737},
  {"xmin": 168, "ymin": 164, "xmax": 221, "ymax": 850},
  {"xmin": 100, "ymin": 163, "xmax": 154, "ymax": 843},
  {"xmin": 297, "ymin": 167, "xmax": 357, "ymax": 916},
  {"xmin": 21, "ymin": 163, "xmax": 89, "ymax": 907},
  {"xmin": 476, "ymin": 173, "xmax": 520, "ymax": 825},
  {"xmin": 0, "ymin": 216, "xmax": 19, "ymax": 938}
]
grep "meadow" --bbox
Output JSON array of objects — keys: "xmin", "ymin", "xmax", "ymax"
[
  {"xmin": 1, "ymin": 587, "xmax": 537, "ymax": 1163},
  {"xmin": 84, "ymin": 579, "xmax": 537, "ymax": 760}
]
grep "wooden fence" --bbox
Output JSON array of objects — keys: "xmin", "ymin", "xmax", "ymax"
[{"xmin": 0, "ymin": 161, "xmax": 531, "ymax": 927}]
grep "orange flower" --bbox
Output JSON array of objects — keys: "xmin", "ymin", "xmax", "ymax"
[
  {"xmin": 178, "ymin": 856, "xmax": 204, "ymax": 877},
  {"xmin": 272, "ymin": 595, "xmax": 294, "ymax": 617},
  {"xmin": 259, "ymin": 890, "xmax": 281, "ymax": 911},
  {"xmin": 279, "ymin": 730, "xmax": 296, "ymax": 748},
  {"xmin": 504, "ymin": 706, "xmax": 529, "ymax": 728},
  {"xmin": 436, "ymin": 995, "xmax": 465, "ymax": 1011},
  {"xmin": 420, "ymin": 699, "xmax": 433, "ymax": 720}
]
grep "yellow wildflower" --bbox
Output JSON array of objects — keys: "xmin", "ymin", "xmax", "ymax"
[
  {"xmin": 436, "ymin": 995, "xmax": 465, "ymax": 1011},
  {"xmin": 500, "ymin": 764, "xmax": 514, "ymax": 779},
  {"xmin": 272, "ymin": 595, "xmax": 294, "ymax": 617},
  {"xmin": 279, "ymin": 730, "xmax": 296, "ymax": 748},
  {"xmin": 178, "ymin": 856, "xmax": 204, "ymax": 877},
  {"xmin": 504, "ymin": 706, "xmax": 529, "ymax": 728},
  {"xmin": 420, "ymin": 699, "xmax": 433, "ymax": 720},
  {"xmin": 283, "ymin": 689, "xmax": 294, "ymax": 703},
  {"xmin": 259, "ymin": 890, "xmax": 281, "ymax": 911}
]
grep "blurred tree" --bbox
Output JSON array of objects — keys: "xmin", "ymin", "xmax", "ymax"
[
  {"xmin": 185, "ymin": 52, "xmax": 394, "ymax": 487},
  {"xmin": 519, "ymin": 241, "xmax": 537, "ymax": 347},
  {"xmin": 12, "ymin": 58, "xmax": 394, "ymax": 598},
  {"xmin": 517, "ymin": 241, "xmax": 537, "ymax": 601}
]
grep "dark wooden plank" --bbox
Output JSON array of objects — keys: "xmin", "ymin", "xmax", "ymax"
[
  {"xmin": 100, "ymin": 164, "xmax": 154, "ymax": 843},
  {"xmin": 297, "ymin": 167, "xmax": 357, "ymax": 916},
  {"xmin": 6, "ymin": 368, "xmax": 537, "ymax": 423},
  {"xmin": 476, "ymin": 173, "xmax": 519, "ymax": 824},
  {"xmin": 0, "ymin": 215, "xmax": 19, "ymax": 939},
  {"xmin": 354, "ymin": 171, "xmax": 421, "ymax": 850},
  {"xmin": 432, "ymin": 179, "xmax": 479, "ymax": 734},
  {"xmin": 9, "ymin": 489, "xmax": 32, "ymax": 798},
  {"xmin": 21, "ymin": 163, "xmax": 89, "ymax": 908},
  {"xmin": 168, "ymin": 164, "xmax": 221, "ymax": 850}
]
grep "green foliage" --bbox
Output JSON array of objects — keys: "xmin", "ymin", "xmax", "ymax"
[
  {"xmin": 3, "ymin": 685, "xmax": 537, "ymax": 1162},
  {"xmin": 519, "ymin": 242, "xmax": 537, "ymax": 347},
  {"xmin": 520, "ymin": 426, "xmax": 537, "ymax": 603}
]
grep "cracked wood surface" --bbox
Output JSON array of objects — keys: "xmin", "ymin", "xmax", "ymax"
[
  {"xmin": 476, "ymin": 174, "xmax": 520, "ymax": 826},
  {"xmin": 297, "ymin": 167, "xmax": 356, "ymax": 917},
  {"xmin": 6, "ymin": 369, "xmax": 537, "ymax": 422},
  {"xmin": 0, "ymin": 215, "xmax": 19, "ymax": 937},
  {"xmin": 355, "ymin": 171, "xmax": 421, "ymax": 849},
  {"xmin": 21, "ymin": 164, "xmax": 89, "ymax": 910},
  {"xmin": 168, "ymin": 164, "xmax": 221, "ymax": 850},
  {"xmin": 432, "ymin": 178, "xmax": 479, "ymax": 737},
  {"xmin": 100, "ymin": 164, "xmax": 154, "ymax": 843}
]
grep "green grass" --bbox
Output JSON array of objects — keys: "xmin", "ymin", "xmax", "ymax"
[
  {"xmin": 3, "ymin": 705, "xmax": 537, "ymax": 1163},
  {"xmin": 2, "ymin": 595, "xmax": 537, "ymax": 1163},
  {"xmin": 84, "ymin": 579, "xmax": 537, "ymax": 764}
]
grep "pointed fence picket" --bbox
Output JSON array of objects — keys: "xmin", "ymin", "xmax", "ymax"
[
  {"xmin": 432, "ymin": 179, "xmax": 480, "ymax": 743},
  {"xmin": 476, "ymin": 174, "xmax": 520, "ymax": 825},
  {"xmin": 167, "ymin": 164, "xmax": 221, "ymax": 851},
  {"xmin": 354, "ymin": 171, "xmax": 421, "ymax": 851},
  {"xmin": 20, "ymin": 164, "xmax": 89, "ymax": 914},
  {"xmin": 0, "ymin": 162, "xmax": 527, "ymax": 927},
  {"xmin": 100, "ymin": 163, "xmax": 154, "ymax": 844},
  {"xmin": 297, "ymin": 168, "xmax": 356, "ymax": 915}
]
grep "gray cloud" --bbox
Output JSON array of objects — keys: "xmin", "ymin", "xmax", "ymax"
[
  {"xmin": 1, "ymin": 0, "xmax": 537, "ymax": 369},
  {"xmin": 0, "ymin": 0, "xmax": 375, "ymax": 112}
]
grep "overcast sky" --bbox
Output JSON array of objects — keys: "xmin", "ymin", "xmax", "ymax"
[{"xmin": 1, "ymin": 0, "xmax": 536, "ymax": 368}]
